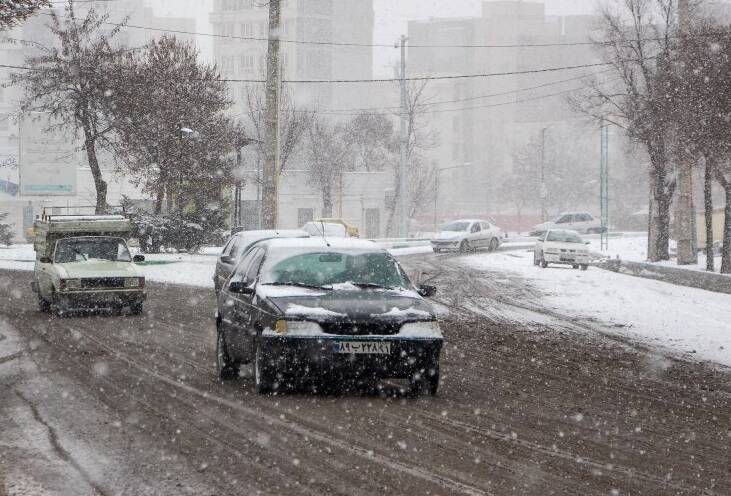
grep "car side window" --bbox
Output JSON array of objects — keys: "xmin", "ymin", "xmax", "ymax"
[
  {"xmin": 581, "ymin": 214, "xmax": 592, "ymax": 222},
  {"xmin": 481, "ymin": 222, "xmax": 491, "ymax": 230},
  {"xmin": 222, "ymin": 238, "xmax": 234, "ymax": 256},
  {"xmin": 243, "ymin": 248, "xmax": 265, "ymax": 285},
  {"xmin": 230, "ymin": 247, "xmax": 261, "ymax": 284},
  {"xmin": 471, "ymin": 223, "xmax": 481, "ymax": 233},
  {"xmin": 556, "ymin": 215, "xmax": 572, "ymax": 224}
]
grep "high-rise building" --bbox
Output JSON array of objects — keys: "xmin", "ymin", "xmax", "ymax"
[
  {"xmin": 209, "ymin": 0, "xmax": 375, "ymax": 114},
  {"xmin": 408, "ymin": 1, "xmax": 618, "ymax": 222}
]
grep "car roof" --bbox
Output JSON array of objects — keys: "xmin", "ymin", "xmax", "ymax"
[
  {"xmin": 447, "ymin": 219, "xmax": 490, "ymax": 224},
  {"xmin": 261, "ymin": 237, "xmax": 381, "ymax": 251},
  {"xmin": 232, "ymin": 229, "xmax": 309, "ymax": 240}
]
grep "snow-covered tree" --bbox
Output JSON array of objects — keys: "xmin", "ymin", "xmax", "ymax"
[{"xmin": 0, "ymin": 0, "xmax": 49, "ymax": 30}]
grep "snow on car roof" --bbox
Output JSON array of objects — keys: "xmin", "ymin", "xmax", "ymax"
[
  {"xmin": 45, "ymin": 215, "xmax": 127, "ymax": 222},
  {"xmin": 232, "ymin": 229, "xmax": 309, "ymax": 239},
  {"xmin": 262, "ymin": 237, "xmax": 380, "ymax": 251}
]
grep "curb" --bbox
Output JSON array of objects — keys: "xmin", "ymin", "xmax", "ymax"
[{"xmin": 599, "ymin": 259, "xmax": 731, "ymax": 295}]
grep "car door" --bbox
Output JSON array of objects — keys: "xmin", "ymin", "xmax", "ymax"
[
  {"xmin": 468, "ymin": 222, "xmax": 483, "ymax": 246},
  {"xmin": 219, "ymin": 247, "xmax": 265, "ymax": 363},
  {"xmin": 482, "ymin": 222, "xmax": 498, "ymax": 245}
]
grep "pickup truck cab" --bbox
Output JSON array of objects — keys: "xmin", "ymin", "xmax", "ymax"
[{"xmin": 31, "ymin": 214, "xmax": 146, "ymax": 315}]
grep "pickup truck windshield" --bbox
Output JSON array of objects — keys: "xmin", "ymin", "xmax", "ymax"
[{"xmin": 54, "ymin": 238, "xmax": 132, "ymax": 263}]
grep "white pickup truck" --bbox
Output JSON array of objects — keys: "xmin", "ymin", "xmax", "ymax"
[{"xmin": 31, "ymin": 214, "xmax": 146, "ymax": 315}]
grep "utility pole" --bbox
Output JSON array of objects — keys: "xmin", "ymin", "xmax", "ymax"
[
  {"xmin": 398, "ymin": 35, "xmax": 409, "ymax": 238},
  {"xmin": 261, "ymin": 0, "xmax": 281, "ymax": 229},
  {"xmin": 599, "ymin": 120, "xmax": 609, "ymax": 250},
  {"xmin": 675, "ymin": 0, "xmax": 697, "ymax": 264},
  {"xmin": 540, "ymin": 127, "xmax": 547, "ymax": 222}
]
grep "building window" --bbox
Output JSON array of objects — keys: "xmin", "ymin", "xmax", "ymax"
[
  {"xmin": 240, "ymin": 23, "xmax": 252, "ymax": 37},
  {"xmin": 240, "ymin": 54, "xmax": 254, "ymax": 74}
]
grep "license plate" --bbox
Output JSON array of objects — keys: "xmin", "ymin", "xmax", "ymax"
[{"xmin": 332, "ymin": 341, "xmax": 391, "ymax": 355}]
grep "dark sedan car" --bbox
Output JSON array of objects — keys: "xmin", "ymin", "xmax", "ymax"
[
  {"xmin": 213, "ymin": 229, "xmax": 309, "ymax": 295},
  {"xmin": 215, "ymin": 238, "xmax": 442, "ymax": 395}
]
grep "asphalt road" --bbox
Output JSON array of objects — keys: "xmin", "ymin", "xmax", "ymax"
[{"xmin": 0, "ymin": 254, "xmax": 729, "ymax": 495}]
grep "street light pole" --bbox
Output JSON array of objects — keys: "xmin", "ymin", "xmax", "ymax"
[
  {"xmin": 540, "ymin": 127, "xmax": 547, "ymax": 222},
  {"xmin": 397, "ymin": 34, "xmax": 409, "ymax": 238}
]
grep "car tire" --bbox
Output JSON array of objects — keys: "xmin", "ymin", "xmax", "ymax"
[
  {"xmin": 216, "ymin": 325, "xmax": 239, "ymax": 381},
  {"xmin": 580, "ymin": 264, "xmax": 589, "ymax": 271},
  {"xmin": 572, "ymin": 264, "xmax": 579, "ymax": 269},
  {"xmin": 540, "ymin": 258, "xmax": 548, "ymax": 268},
  {"xmin": 459, "ymin": 240, "xmax": 470, "ymax": 253},
  {"xmin": 433, "ymin": 248, "xmax": 441, "ymax": 254},
  {"xmin": 254, "ymin": 342, "xmax": 275, "ymax": 394},
  {"xmin": 411, "ymin": 365, "xmax": 439, "ymax": 396},
  {"xmin": 489, "ymin": 238, "xmax": 499, "ymax": 251},
  {"xmin": 130, "ymin": 302, "xmax": 144, "ymax": 315},
  {"xmin": 38, "ymin": 295, "xmax": 51, "ymax": 312}
]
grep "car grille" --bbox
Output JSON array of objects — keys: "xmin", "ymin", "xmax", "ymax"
[
  {"xmin": 80, "ymin": 277, "xmax": 125, "ymax": 289},
  {"xmin": 320, "ymin": 321, "xmax": 401, "ymax": 336}
]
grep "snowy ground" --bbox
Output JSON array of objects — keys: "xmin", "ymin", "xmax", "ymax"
[{"xmin": 458, "ymin": 248, "xmax": 731, "ymax": 368}]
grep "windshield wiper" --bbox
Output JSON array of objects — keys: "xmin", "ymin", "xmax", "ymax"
[
  {"xmin": 347, "ymin": 282, "xmax": 397, "ymax": 290},
  {"xmin": 71, "ymin": 248, "xmax": 87, "ymax": 261},
  {"xmin": 263, "ymin": 282, "xmax": 333, "ymax": 290}
]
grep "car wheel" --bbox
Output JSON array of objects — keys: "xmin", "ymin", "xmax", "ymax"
[
  {"xmin": 572, "ymin": 264, "xmax": 579, "ymax": 269},
  {"xmin": 216, "ymin": 325, "xmax": 239, "ymax": 381},
  {"xmin": 433, "ymin": 248, "xmax": 441, "ymax": 254},
  {"xmin": 580, "ymin": 264, "xmax": 589, "ymax": 271},
  {"xmin": 130, "ymin": 302, "xmax": 144, "ymax": 315},
  {"xmin": 38, "ymin": 295, "xmax": 51, "ymax": 312},
  {"xmin": 410, "ymin": 364, "xmax": 439, "ymax": 396},
  {"xmin": 459, "ymin": 240, "xmax": 470, "ymax": 253},
  {"xmin": 540, "ymin": 258, "xmax": 548, "ymax": 268},
  {"xmin": 488, "ymin": 238, "xmax": 499, "ymax": 251},
  {"xmin": 254, "ymin": 341, "xmax": 275, "ymax": 394}
]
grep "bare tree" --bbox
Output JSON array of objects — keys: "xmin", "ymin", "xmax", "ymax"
[
  {"xmin": 342, "ymin": 113, "xmax": 397, "ymax": 172},
  {"xmin": 0, "ymin": 0, "xmax": 49, "ymax": 30},
  {"xmin": 386, "ymin": 80, "xmax": 439, "ymax": 236},
  {"xmin": 11, "ymin": 1, "xmax": 126, "ymax": 213},
  {"xmin": 242, "ymin": 86, "xmax": 313, "ymax": 202},
  {"xmin": 572, "ymin": 0, "xmax": 682, "ymax": 261},
  {"xmin": 304, "ymin": 115, "xmax": 350, "ymax": 217}
]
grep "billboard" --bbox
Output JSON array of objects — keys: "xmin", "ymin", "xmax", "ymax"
[{"xmin": 18, "ymin": 113, "xmax": 78, "ymax": 196}]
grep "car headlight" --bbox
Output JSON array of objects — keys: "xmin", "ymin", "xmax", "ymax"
[
  {"xmin": 60, "ymin": 278, "xmax": 81, "ymax": 290},
  {"xmin": 273, "ymin": 319, "xmax": 323, "ymax": 336},
  {"xmin": 399, "ymin": 321, "xmax": 443, "ymax": 338},
  {"xmin": 124, "ymin": 277, "xmax": 145, "ymax": 288}
]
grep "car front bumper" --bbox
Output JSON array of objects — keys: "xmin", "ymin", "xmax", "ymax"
[
  {"xmin": 259, "ymin": 334, "xmax": 442, "ymax": 382},
  {"xmin": 431, "ymin": 240, "xmax": 460, "ymax": 250},
  {"xmin": 55, "ymin": 289, "xmax": 146, "ymax": 309},
  {"xmin": 543, "ymin": 253, "xmax": 590, "ymax": 264}
]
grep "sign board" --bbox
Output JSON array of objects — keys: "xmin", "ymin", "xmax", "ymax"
[{"xmin": 18, "ymin": 114, "xmax": 78, "ymax": 196}]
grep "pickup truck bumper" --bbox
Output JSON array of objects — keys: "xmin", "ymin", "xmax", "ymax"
[{"xmin": 55, "ymin": 289, "xmax": 145, "ymax": 309}]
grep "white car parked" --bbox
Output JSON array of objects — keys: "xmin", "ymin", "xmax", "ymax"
[
  {"xmin": 530, "ymin": 212, "xmax": 605, "ymax": 236},
  {"xmin": 431, "ymin": 219, "xmax": 503, "ymax": 253},
  {"xmin": 534, "ymin": 229, "xmax": 591, "ymax": 270}
]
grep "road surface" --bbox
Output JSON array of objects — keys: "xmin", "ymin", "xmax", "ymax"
[{"xmin": 0, "ymin": 253, "xmax": 728, "ymax": 495}]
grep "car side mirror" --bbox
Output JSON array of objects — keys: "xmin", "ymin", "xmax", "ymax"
[
  {"xmin": 133, "ymin": 254, "xmax": 145, "ymax": 262},
  {"xmin": 228, "ymin": 281, "xmax": 254, "ymax": 295},
  {"xmin": 220, "ymin": 255, "xmax": 234, "ymax": 264},
  {"xmin": 418, "ymin": 284, "xmax": 437, "ymax": 297},
  {"xmin": 39, "ymin": 256, "xmax": 52, "ymax": 264}
]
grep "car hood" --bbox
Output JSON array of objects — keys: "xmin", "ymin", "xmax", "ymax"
[
  {"xmin": 432, "ymin": 231, "xmax": 464, "ymax": 240},
  {"xmin": 264, "ymin": 290, "xmax": 434, "ymax": 323},
  {"xmin": 542, "ymin": 241, "xmax": 588, "ymax": 251},
  {"xmin": 55, "ymin": 260, "xmax": 142, "ymax": 279}
]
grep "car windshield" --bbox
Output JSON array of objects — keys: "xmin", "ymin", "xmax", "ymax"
[
  {"xmin": 546, "ymin": 231, "xmax": 583, "ymax": 243},
  {"xmin": 54, "ymin": 238, "xmax": 131, "ymax": 263},
  {"xmin": 442, "ymin": 222, "xmax": 470, "ymax": 232},
  {"xmin": 260, "ymin": 249, "xmax": 407, "ymax": 289}
]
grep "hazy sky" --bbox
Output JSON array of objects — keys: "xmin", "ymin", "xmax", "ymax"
[{"xmin": 150, "ymin": 0, "xmax": 598, "ymax": 74}]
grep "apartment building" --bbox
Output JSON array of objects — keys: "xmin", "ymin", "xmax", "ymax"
[{"xmin": 408, "ymin": 1, "xmax": 614, "ymax": 221}]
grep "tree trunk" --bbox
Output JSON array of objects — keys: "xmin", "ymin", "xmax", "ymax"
[
  {"xmin": 82, "ymin": 120, "xmax": 107, "ymax": 214},
  {"xmin": 322, "ymin": 185, "xmax": 333, "ymax": 218},
  {"xmin": 154, "ymin": 183, "xmax": 165, "ymax": 214},
  {"xmin": 721, "ymin": 183, "xmax": 731, "ymax": 274},
  {"xmin": 647, "ymin": 144, "xmax": 672, "ymax": 262},
  {"xmin": 703, "ymin": 158, "xmax": 714, "ymax": 271},
  {"xmin": 675, "ymin": 158, "xmax": 697, "ymax": 265}
]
